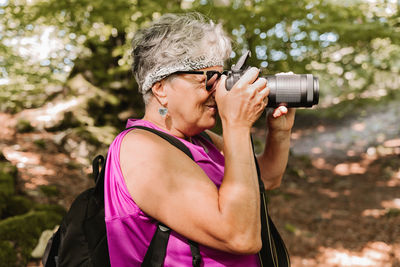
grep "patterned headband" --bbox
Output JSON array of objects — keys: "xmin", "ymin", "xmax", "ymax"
[{"xmin": 139, "ymin": 56, "xmax": 225, "ymax": 94}]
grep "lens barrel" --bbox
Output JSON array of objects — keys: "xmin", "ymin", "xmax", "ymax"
[
  {"xmin": 265, "ymin": 74, "xmax": 319, "ymax": 108},
  {"xmin": 225, "ymin": 71, "xmax": 319, "ymax": 108}
]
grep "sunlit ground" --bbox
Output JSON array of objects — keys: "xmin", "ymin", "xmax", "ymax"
[{"xmin": 292, "ymin": 241, "xmax": 399, "ymax": 266}]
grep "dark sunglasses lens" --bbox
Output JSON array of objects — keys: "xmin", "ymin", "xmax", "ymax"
[{"xmin": 205, "ymin": 71, "xmax": 222, "ymax": 91}]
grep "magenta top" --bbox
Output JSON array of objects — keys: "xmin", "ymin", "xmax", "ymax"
[{"xmin": 104, "ymin": 119, "xmax": 260, "ymax": 266}]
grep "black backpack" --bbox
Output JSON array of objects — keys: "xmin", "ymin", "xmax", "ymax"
[
  {"xmin": 42, "ymin": 126, "xmax": 202, "ymax": 267},
  {"xmin": 42, "ymin": 125, "xmax": 290, "ymax": 267}
]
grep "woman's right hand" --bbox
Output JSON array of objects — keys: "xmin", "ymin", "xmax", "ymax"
[{"xmin": 215, "ymin": 67, "xmax": 269, "ymax": 129}]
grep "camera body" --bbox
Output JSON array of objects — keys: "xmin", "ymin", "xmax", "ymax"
[{"xmin": 225, "ymin": 50, "xmax": 319, "ymax": 108}]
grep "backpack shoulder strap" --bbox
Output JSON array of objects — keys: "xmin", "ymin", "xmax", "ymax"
[
  {"xmin": 93, "ymin": 154, "xmax": 106, "ymax": 205},
  {"xmin": 198, "ymin": 131, "xmax": 213, "ymax": 143},
  {"xmin": 128, "ymin": 125, "xmax": 194, "ymax": 160},
  {"xmin": 123, "ymin": 125, "xmax": 202, "ymax": 267}
]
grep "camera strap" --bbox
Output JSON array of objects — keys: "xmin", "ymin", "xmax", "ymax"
[{"xmin": 252, "ymin": 137, "xmax": 291, "ymax": 267}]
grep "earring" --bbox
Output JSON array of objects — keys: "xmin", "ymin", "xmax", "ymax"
[{"xmin": 158, "ymin": 107, "xmax": 168, "ymax": 117}]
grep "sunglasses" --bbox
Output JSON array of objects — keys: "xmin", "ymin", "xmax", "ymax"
[{"xmin": 174, "ymin": 70, "xmax": 228, "ymax": 91}]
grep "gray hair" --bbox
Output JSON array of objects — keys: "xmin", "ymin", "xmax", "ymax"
[{"xmin": 131, "ymin": 12, "xmax": 232, "ymax": 105}]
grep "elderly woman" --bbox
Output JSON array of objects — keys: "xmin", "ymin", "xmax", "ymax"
[{"xmin": 104, "ymin": 12, "xmax": 295, "ymax": 266}]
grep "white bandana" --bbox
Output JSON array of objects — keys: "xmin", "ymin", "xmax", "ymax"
[{"xmin": 140, "ymin": 56, "xmax": 224, "ymax": 94}]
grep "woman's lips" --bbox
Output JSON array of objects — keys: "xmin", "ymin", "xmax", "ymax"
[{"xmin": 205, "ymin": 104, "xmax": 217, "ymax": 112}]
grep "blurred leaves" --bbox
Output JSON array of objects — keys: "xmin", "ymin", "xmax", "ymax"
[{"xmin": 1, "ymin": 0, "xmax": 399, "ymax": 129}]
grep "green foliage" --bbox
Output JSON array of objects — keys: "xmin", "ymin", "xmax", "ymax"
[
  {"xmin": 0, "ymin": 209, "xmax": 64, "ymax": 267},
  {"xmin": 15, "ymin": 119, "xmax": 34, "ymax": 133},
  {"xmin": 1, "ymin": 195, "xmax": 33, "ymax": 219},
  {"xmin": 33, "ymin": 203, "xmax": 66, "ymax": 216},
  {"xmin": 385, "ymin": 208, "xmax": 400, "ymax": 218},
  {"xmin": 0, "ymin": 241, "xmax": 17, "ymax": 267},
  {"xmin": 1, "ymin": 0, "xmax": 399, "ymax": 126},
  {"xmin": 0, "ymin": 161, "xmax": 17, "ymax": 218},
  {"xmin": 0, "ymin": 162, "xmax": 16, "ymax": 196},
  {"xmin": 39, "ymin": 185, "xmax": 60, "ymax": 197},
  {"xmin": 33, "ymin": 139, "xmax": 47, "ymax": 149},
  {"xmin": 284, "ymin": 222, "xmax": 298, "ymax": 234},
  {"xmin": 0, "ymin": 157, "xmax": 65, "ymax": 266}
]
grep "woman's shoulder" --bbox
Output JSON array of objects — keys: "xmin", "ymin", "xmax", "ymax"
[
  {"xmin": 115, "ymin": 119, "xmax": 166, "ymax": 153},
  {"xmin": 122, "ymin": 127, "xmax": 166, "ymax": 154},
  {"xmin": 121, "ymin": 127, "xmax": 195, "ymax": 167}
]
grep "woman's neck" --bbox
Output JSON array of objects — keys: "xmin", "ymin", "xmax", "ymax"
[{"xmin": 142, "ymin": 104, "xmax": 190, "ymax": 141}]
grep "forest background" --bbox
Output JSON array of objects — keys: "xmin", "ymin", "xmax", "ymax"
[{"xmin": 0, "ymin": 0, "xmax": 399, "ymax": 266}]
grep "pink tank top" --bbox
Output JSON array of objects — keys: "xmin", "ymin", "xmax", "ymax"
[{"xmin": 104, "ymin": 119, "xmax": 260, "ymax": 266}]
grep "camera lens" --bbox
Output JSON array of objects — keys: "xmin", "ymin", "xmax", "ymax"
[{"xmin": 265, "ymin": 74, "xmax": 319, "ymax": 108}]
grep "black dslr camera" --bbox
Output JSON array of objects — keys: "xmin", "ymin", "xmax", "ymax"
[{"xmin": 225, "ymin": 50, "xmax": 319, "ymax": 108}]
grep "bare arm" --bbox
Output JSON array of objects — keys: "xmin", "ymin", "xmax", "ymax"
[
  {"xmin": 207, "ymin": 107, "xmax": 295, "ymax": 190},
  {"xmin": 121, "ymin": 68, "xmax": 268, "ymax": 254},
  {"xmin": 121, "ymin": 129, "xmax": 258, "ymax": 254},
  {"xmin": 256, "ymin": 107, "xmax": 295, "ymax": 190}
]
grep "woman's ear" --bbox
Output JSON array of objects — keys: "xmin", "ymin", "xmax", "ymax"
[{"xmin": 151, "ymin": 80, "xmax": 168, "ymax": 106}]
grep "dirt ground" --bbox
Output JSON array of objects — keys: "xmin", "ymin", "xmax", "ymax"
[
  {"xmin": 272, "ymin": 152, "xmax": 400, "ymax": 267},
  {"xmin": 1, "ymin": 109, "xmax": 399, "ymax": 267}
]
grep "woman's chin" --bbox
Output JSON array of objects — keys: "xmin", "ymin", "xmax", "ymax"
[{"xmin": 204, "ymin": 117, "xmax": 217, "ymax": 129}]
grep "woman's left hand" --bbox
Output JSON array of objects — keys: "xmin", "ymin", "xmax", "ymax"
[
  {"xmin": 267, "ymin": 106, "xmax": 296, "ymax": 132},
  {"xmin": 258, "ymin": 106, "xmax": 296, "ymax": 190}
]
